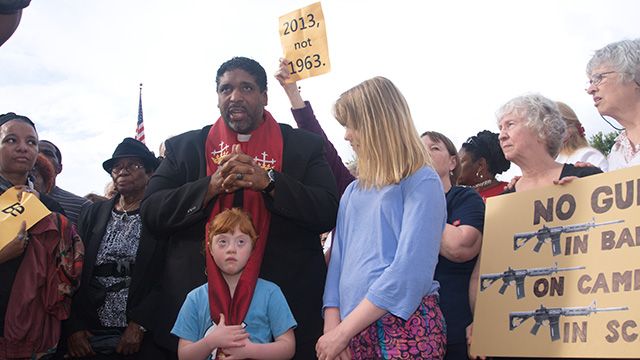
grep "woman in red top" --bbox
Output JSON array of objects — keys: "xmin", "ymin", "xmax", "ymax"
[
  {"xmin": 0, "ymin": 112, "xmax": 83, "ymax": 359},
  {"xmin": 457, "ymin": 130, "xmax": 511, "ymax": 201}
]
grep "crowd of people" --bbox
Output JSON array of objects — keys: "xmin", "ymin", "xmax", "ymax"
[{"xmin": 0, "ymin": 29, "xmax": 639, "ymax": 360}]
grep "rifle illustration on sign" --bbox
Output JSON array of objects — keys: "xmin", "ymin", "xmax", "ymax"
[
  {"xmin": 480, "ymin": 262, "xmax": 585, "ymax": 299},
  {"xmin": 513, "ymin": 218, "xmax": 624, "ymax": 256},
  {"xmin": 509, "ymin": 301, "xmax": 628, "ymax": 341}
]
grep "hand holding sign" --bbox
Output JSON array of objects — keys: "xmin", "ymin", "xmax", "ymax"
[
  {"xmin": 0, "ymin": 221, "xmax": 27, "ymax": 264},
  {"xmin": 0, "ymin": 186, "xmax": 51, "ymax": 251},
  {"xmin": 279, "ymin": 2, "xmax": 331, "ymax": 82},
  {"xmin": 471, "ymin": 166, "xmax": 640, "ymax": 358}
]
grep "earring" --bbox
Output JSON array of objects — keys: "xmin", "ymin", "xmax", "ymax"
[{"xmin": 476, "ymin": 170, "xmax": 484, "ymax": 179}]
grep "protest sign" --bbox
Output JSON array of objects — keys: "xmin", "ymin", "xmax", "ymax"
[
  {"xmin": 471, "ymin": 166, "xmax": 640, "ymax": 358},
  {"xmin": 279, "ymin": 2, "xmax": 330, "ymax": 82},
  {"xmin": 0, "ymin": 187, "xmax": 51, "ymax": 250}
]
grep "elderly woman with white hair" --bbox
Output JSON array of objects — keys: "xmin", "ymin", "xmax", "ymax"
[
  {"xmin": 497, "ymin": 94, "xmax": 602, "ymax": 192},
  {"xmin": 586, "ymin": 38, "xmax": 640, "ymax": 171},
  {"xmin": 467, "ymin": 95, "xmax": 604, "ymax": 358}
]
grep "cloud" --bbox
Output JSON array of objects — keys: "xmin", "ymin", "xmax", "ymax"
[{"xmin": 1, "ymin": 0, "xmax": 638, "ymax": 194}]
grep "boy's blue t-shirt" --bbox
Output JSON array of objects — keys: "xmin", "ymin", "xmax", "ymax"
[{"xmin": 172, "ymin": 278, "xmax": 297, "ymax": 350}]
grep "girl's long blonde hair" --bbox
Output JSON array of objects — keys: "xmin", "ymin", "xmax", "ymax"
[{"xmin": 334, "ymin": 77, "xmax": 432, "ymax": 188}]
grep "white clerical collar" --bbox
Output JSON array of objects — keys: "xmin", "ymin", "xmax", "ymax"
[{"xmin": 237, "ymin": 133, "xmax": 252, "ymax": 142}]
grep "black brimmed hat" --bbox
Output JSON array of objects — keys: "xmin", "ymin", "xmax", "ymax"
[{"xmin": 102, "ymin": 137, "xmax": 160, "ymax": 173}]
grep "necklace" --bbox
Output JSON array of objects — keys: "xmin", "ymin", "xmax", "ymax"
[
  {"xmin": 473, "ymin": 179, "xmax": 495, "ymax": 189},
  {"xmin": 118, "ymin": 196, "xmax": 141, "ymax": 215}
]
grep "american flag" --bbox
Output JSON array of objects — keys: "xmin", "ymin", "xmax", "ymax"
[{"xmin": 135, "ymin": 83, "xmax": 146, "ymax": 143}]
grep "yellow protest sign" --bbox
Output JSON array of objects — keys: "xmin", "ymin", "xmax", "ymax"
[
  {"xmin": 0, "ymin": 187, "xmax": 51, "ymax": 250},
  {"xmin": 279, "ymin": 2, "xmax": 330, "ymax": 82},
  {"xmin": 470, "ymin": 166, "xmax": 640, "ymax": 358}
]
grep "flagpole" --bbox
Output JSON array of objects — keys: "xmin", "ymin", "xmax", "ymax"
[{"xmin": 136, "ymin": 83, "xmax": 146, "ymax": 144}]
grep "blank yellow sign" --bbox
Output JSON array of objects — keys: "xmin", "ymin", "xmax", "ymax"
[{"xmin": 0, "ymin": 187, "xmax": 51, "ymax": 250}]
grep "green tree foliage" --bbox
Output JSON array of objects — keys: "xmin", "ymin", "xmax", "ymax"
[{"xmin": 589, "ymin": 131, "xmax": 619, "ymax": 156}]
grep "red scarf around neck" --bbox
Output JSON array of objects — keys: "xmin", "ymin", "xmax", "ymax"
[{"xmin": 204, "ymin": 110, "xmax": 283, "ymax": 327}]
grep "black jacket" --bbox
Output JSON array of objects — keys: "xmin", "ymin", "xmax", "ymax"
[
  {"xmin": 64, "ymin": 196, "xmax": 162, "ymax": 334},
  {"xmin": 138, "ymin": 123, "xmax": 338, "ymax": 358}
]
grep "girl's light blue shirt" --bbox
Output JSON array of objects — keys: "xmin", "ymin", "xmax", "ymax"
[{"xmin": 323, "ymin": 166, "xmax": 446, "ymax": 320}]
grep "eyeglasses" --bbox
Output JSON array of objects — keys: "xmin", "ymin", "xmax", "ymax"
[
  {"xmin": 586, "ymin": 71, "xmax": 618, "ymax": 88},
  {"xmin": 111, "ymin": 163, "xmax": 145, "ymax": 174}
]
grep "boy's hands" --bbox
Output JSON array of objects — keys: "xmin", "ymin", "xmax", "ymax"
[
  {"xmin": 220, "ymin": 337, "xmax": 253, "ymax": 360},
  {"xmin": 205, "ymin": 314, "xmax": 249, "ymax": 350}
]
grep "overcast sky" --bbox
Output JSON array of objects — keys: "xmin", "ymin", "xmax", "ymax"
[{"xmin": 1, "ymin": 0, "xmax": 638, "ymax": 196}]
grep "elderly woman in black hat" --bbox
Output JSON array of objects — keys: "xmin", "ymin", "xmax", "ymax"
[
  {"xmin": 0, "ymin": 112, "xmax": 83, "ymax": 358},
  {"xmin": 64, "ymin": 138, "xmax": 160, "ymax": 359}
]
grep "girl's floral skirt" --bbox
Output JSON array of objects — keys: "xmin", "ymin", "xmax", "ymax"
[{"xmin": 349, "ymin": 295, "xmax": 446, "ymax": 360}]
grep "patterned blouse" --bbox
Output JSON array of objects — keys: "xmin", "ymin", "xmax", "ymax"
[
  {"xmin": 94, "ymin": 210, "xmax": 141, "ymax": 328},
  {"xmin": 608, "ymin": 130, "xmax": 640, "ymax": 171}
]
